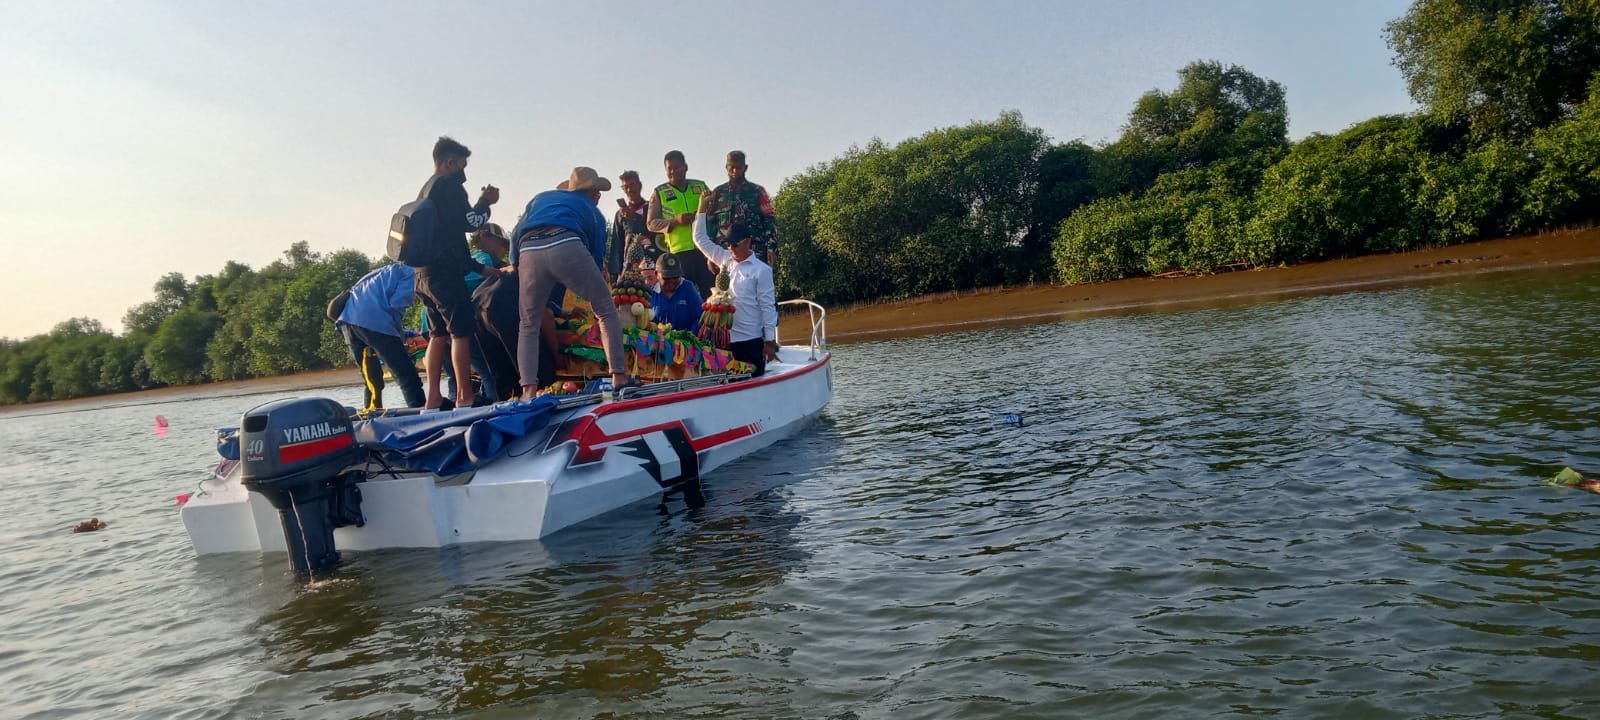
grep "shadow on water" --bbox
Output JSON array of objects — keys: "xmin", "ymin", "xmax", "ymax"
[{"xmin": 224, "ymin": 419, "xmax": 842, "ymax": 719}]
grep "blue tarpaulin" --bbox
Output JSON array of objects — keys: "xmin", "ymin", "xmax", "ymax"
[{"xmin": 214, "ymin": 396, "xmax": 563, "ymax": 477}]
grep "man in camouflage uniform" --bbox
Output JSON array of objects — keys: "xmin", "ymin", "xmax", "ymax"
[{"xmin": 704, "ymin": 150, "xmax": 778, "ymax": 290}]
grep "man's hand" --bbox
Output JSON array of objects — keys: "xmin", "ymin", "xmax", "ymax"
[
  {"xmin": 696, "ymin": 194, "xmax": 711, "ymax": 213},
  {"xmin": 763, "ymin": 341, "xmax": 778, "ymax": 362},
  {"xmin": 481, "ymin": 185, "xmax": 500, "ymax": 205},
  {"xmin": 480, "ymin": 264, "xmax": 503, "ymax": 279},
  {"xmin": 674, "ymin": 212, "xmax": 694, "ymax": 227}
]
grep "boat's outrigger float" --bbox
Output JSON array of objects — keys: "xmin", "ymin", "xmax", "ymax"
[{"xmin": 181, "ymin": 301, "xmax": 832, "ymax": 577}]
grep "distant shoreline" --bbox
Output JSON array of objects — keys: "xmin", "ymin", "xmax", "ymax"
[
  {"xmin": 820, "ymin": 228, "xmax": 1600, "ymax": 342},
  {"xmin": 4, "ymin": 228, "xmax": 1596, "ymax": 417}
]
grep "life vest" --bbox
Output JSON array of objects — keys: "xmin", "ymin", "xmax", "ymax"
[{"xmin": 655, "ymin": 180, "xmax": 709, "ymax": 253}]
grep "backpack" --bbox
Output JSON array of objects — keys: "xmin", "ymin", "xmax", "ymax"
[
  {"xmin": 324, "ymin": 289, "xmax": 352, "ymax": 323},
  {"xmin": 387, "ymin": 175, "xmax": 442, "ymax": 267}
]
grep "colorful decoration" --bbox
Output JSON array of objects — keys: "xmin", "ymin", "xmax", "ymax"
[
  {"xmin": 551, "ymin": 311, "xmax": 749, "ymax": 381},
  {"xmin": 697, "ymin": 289, "xmax": 736, "ymax": 349}
]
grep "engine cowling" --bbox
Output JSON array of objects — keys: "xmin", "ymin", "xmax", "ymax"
[{"xmin": 239, "ymin": 398, "xmax": 363, "ymax": 577}]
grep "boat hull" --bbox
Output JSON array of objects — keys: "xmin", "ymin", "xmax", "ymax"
[{"xmin": 180, "ymin": 349, "xmax": 832, "ymax": 556}]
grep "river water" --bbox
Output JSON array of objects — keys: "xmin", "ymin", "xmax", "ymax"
[{"xmin": 2, "ymin": 267, "xmax": 1598, "ymax": 719}]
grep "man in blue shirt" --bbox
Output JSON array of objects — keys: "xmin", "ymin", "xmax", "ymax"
[
  {"xmin": 336, "ymin": 263, "xmax": 425, "ymax": 410},
  {"xmin": 650, "ymin": 253, "xmax": 702, "ymax": 334},
  {"xmin": 512, "ymin": 167, "xmax": 633, "ymax": 398}
]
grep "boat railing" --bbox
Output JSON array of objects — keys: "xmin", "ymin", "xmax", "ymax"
[
  {"xmin": 553, "ymin": 372, "xmax": 754, "ymax": 406},
  {"xmin": 777, "ymin": 299, "xmax": 828, "ymax": 359}
]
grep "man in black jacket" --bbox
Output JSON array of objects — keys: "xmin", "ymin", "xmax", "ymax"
[
  {"xmin": 417, "ymin": 136, "xmax": 503, "ymax": 409},
  {"xmin": 606, "ymin": 170, "xmax": 657, "ymax": 279}
]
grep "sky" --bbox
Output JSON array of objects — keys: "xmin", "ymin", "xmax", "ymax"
[{"xmin": 0, "ymin": 0, "xmax": 1416, "ymax": 340}]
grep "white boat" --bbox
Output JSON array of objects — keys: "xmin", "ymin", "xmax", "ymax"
[{"xmin": 180, "ymin": 300, "xmax": 832, "ymax": 575}]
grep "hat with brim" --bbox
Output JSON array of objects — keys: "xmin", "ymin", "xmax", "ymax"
[
  {"xmin": 557, "ymin": 166, "xmax": 612, "ymax": 192},
  {"xmin": 657, "ymin": 252, "xmax": 683, "ymax": 279}
]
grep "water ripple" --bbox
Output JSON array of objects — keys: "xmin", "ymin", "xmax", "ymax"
[{"xmin": 2, "ymin": 267, "xmax": 1599, "ymax": 718}]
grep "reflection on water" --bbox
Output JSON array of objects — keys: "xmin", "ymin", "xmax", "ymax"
[{"xmin": 0, "ymin": 266, "xmax": 1597, "ymax": 719}]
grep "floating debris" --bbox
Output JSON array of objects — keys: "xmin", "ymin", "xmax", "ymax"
[
  {"xmin": 73, "ymin": 518, "xmax": 108, "ymax": 533},
  {"xmin": 1547, "ymin": 467, "xmax": 1600, "ymax": 494}
]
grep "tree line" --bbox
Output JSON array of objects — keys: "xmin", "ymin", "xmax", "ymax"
[{"xmin": 3, "ymin": 0, "xmax": 1597, "ymax": 404}]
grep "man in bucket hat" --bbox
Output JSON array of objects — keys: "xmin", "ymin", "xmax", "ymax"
[
  {"xmin": 511, "ymin": 167, "xmax": 636, "ymax": 398},
  {"xmin": 650, "ymin": 252, "xmax": 703, "ymax": 334}
]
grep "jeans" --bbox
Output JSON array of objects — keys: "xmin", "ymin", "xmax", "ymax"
[{"xmin": 517, "ymin": 238, "xmax": 627, "ymax": 389}]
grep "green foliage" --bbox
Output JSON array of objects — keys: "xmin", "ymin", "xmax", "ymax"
[
  {"xmin": 1051, "ymin": 62, "xmax": 1289, "ymax": 282},
  {"xmin": 1387, "ymin": 0, "xmax": 1600, "ymax": 136},
  {"xmin": 1518, "ymin": 77, "xmax": 1600, "ymax": 225},
  {"xmin": 122, "ymin": 271, "xmax": 194, "ymax": 336},
  {"xmin": 1247, "ymin": 116, "xmax": 1439, "ymax": 261},
  {"xmin": 145, "ymin": 308, "xmax": 224, "ymax": 385},
  {"xmin": 776, "ymin": 112, "xmax": 1055, "ymax": 304},
  {"xmin": 98, "ymin": 333, "xmax": 151, "ymax": 393},
  {"xmin": 0, "ymin": 241, "xmax": 375, "ymax": 403},
  {"xmin": 1053, "ymin": 164, "xmax": 1261, "ymax": 283},
  {"xmin": 1100, "ymin": 60, "xmax": 1289, "ymax": 195},
  {"xmin": 43, "ymin": 324, "xmax": 115, "ymax": 400}
]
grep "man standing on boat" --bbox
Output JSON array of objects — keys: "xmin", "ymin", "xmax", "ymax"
[
  {"xmin": 647, "ymin": 151, "xmax": 714, "ymax": 293},
  {"xmin": 650, "ymin": 253, "xmax": 703, "ymax": 334},
  {"xmin": 513, "ymin": 167, "xmax": 634, "ymax": 398},
  {"xmin": 692, "ymin": 195, "xmax": 778, "ymax": 377},
  {"xmin": 335, "ymin": 263, "xmax": 426, "ymax": 410},
  {"xmin": 608, "ymin": 170, "xmax": 658, "ymax": 280},
  {"xmin": 416, "ymin": 136, "xmax": 503, "ymax": 409},
  {"xmin": 705, "ymin": 150, "xmax": 779, "ymax": 272}
]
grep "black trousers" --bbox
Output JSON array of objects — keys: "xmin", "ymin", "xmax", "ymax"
[
  {"xmin": 729, "ymin": 338, "xmax": 767, "ymax": 378},
  {"xmin": 341, "ymin": 324, "xmax": 425, "ymax": 409}
]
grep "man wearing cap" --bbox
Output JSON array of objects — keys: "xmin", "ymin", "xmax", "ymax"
[
  {"xmin": 650, "ymin": 253, "xmax": 703, "ymax": 334},
  {"xmin": 512, "ymin": 167, "xmax": 634, "ymax": 398},
  {"xmin": 705, "ymin": 150, "xmax": 779, "ymax": 270},
  {"xmin": 608, "ymin": 170, "xmax": 659, "ymax": 280},
  {"xmin": 416, "ymin": 136, "xmax": 504, "ymax": 410},
  {"xmin": 647, "ymin": 150, "xmax": 714, "ymax": 293},
  {"xmin": 466, "ymin": 222, "xmax": 511, "ymax": 291},
  {"xmin": 691, "ymin": 195, "xmax": 779, "ymax": 377},
  {"xmin": 457, "ymin": 222, "xmax": 515, "ymax": 400}
]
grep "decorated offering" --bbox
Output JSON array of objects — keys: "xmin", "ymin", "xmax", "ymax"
[
  {"xmin": 551, "ymin": 311, "xmax": 749, "ymax": 382},
  {"xmin": 697, "ymin": 289, "xmax": 736, "ymax": 349},
  {"xmin": 610, "ymin": 274, "xmax": 654, "ymax": 329}
]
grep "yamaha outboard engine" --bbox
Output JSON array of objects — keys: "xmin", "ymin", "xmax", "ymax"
[{"xmin": 239, "ymin": 398, "xmax": 363, "ymax": 577}]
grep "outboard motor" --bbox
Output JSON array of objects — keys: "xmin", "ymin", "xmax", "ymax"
[{"xmin": 239, "ymin": 398, "xmax": 364, "ymax": 577}]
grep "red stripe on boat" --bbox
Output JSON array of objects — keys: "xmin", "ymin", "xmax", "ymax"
[
  {"xmin": 590, "ymin": 353, "xmax": 831, "ymax": 416},
  {"xmin": 279, "ymin": 433, "xmax": 353, "ymax": 464},
  {"xmin": 690, "ymin": 423, "xmax": 759, "ymax": 451}
]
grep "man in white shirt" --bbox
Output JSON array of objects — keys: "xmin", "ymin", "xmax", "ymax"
[{"xmin": 692, "ymin": 195, "xmax": 778, "ymax": 376}]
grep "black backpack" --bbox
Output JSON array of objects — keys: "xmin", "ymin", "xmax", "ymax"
[
  {"xmin": 324, "ymin": 289, "xmax": 352, "ymax": 323},
  {"xmin": 387, "ymin": 175, "xmax": 442, "ymax": 267}
]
